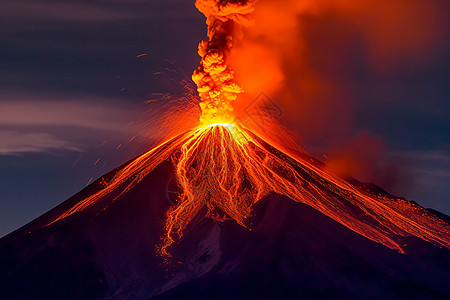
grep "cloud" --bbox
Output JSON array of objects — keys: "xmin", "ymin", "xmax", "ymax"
[
  {"xmin": 394, "ymin": 150, "xmax": 450, "ymax": 184},
  {"xmin": 0, "ymin": 92, "xmax": 138, "ymax": 155},
  {"xmin": 398, "ymin": 151, "xmax": 450, "ymax": 164},
  {"xmin": 0, "ymin": 0, "xmax": 197, "ymax": 25},
  {"xmin": 0, "ymin": 131, "xmax": 82, "ymax": 155},
  {"xmin": 0, "ymin": 95, "xmax": 130, "ymax": 130},
  {"xmin": 387, "ymin": 150, "xmax": 450, "ymax": 213},
  {"xmin": 0, "ymin": 1, "xmax": 134, "ymax": 22},
  {"xmin": 230, "ymin": 0, "xmax": 450, "ymax": 144}
]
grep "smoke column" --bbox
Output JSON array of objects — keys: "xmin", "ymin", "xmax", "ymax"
[{"xmin": 192, "ymin": 0, "xmax": 256, "ymax": 125}]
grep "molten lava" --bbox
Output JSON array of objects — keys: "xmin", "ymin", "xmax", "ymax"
[
  {"xmin": 46, "ymin": 0, "xmax": 450, "ymax": 256},
  {"xmin": 165, "ymin": 124, "xmax": 450, "ymax": 255},
  {"xmin": 48, "ymin": 123, "xmax": 450, "ymax": 256}
]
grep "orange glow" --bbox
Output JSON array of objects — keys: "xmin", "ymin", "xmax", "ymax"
[
  {"xmin": 192, "ymin": 0, "xmax": 256, "ymax": 125},
  {"xmin": 48, "ymin": 124, "xmax": 450, "ymax": 256},
  {"xmin": 161, "ymin": 124, "xmax": 450, "ymax": 255},
  {"xmin": 224, "ymin": 0, "xmax": 449, "ymax": 146},
  {"xmin": 45, "ymin": 0, "xmax": 450, "ymax": 257}
]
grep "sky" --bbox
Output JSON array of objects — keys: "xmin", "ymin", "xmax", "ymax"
[{"xmin": 1, "ymin": 0, "xmax": 449, "ymax": 237}]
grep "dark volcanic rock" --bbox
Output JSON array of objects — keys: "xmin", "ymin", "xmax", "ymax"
[{"xmin": 1, "ymin": 157, "xmax": 449, "ymax": 299}]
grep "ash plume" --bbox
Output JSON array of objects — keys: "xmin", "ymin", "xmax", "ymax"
[
  {"xmin": 229, "ymin": 0, "xmax": 450, "ymax": 191},
  {"xmin": 192, "ymin": 0, "xmax": 256, "ymax": 124}
]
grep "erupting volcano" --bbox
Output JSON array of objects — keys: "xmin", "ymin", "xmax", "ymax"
[
  {"xmin": 1, "ymin": 0, "xmax": 450, "ymax": 299},
  {"xmin": 46, "ymin": 0, "xmax": 450, "ymax": 255}
]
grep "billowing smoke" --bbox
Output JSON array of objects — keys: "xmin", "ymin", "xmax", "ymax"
[
  {"xmin": 190, "ymin": 0, "xmax": 448, "ymax": 194},
  {"xmin": 230, "ymin": 0, "xmax": 448, "ymax": 134},
  {"xmin": 192, "ymin": 0, "xmax": 256, "ymax": 125},
  {"xmin": 227, "ymin": 0, "xmax": 449, "ymax": 191}
]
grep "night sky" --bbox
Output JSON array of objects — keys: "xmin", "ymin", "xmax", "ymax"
[{"xmin": 1, "ymin": 0, "xmax": 449, "ymax": 238}]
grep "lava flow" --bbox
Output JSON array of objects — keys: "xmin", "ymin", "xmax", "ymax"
[
  {"xmin": 163, "ymin": 123, "xmax": 450, "ymax": 255},
  {"xmin": 48, "ymin": 122, "xmax": 450, "ymax": 256},
  {"xmin": 47, "ymin": 0, "xmax": 450, "ymax": 256}
]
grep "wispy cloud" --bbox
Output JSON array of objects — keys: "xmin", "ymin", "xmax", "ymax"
[
  {"xmin": 0, "ymin": 1, "xmax": 134, "ymax": 22},
  {"xmin": 0, "ymin": 98, "xmax": 130, "ymax": 130},
  {"xmin": 0, "ymin": 131, "xmax": 82, "ymax": 155},
  {"xmin": 388, "ymin": 150, "xmax": 450, "ymax": 214},
  {"xmin": 0, "ymin": 93, "xmax": 136, "ymax": 155},
  {"xmin": 0, "ymin": 0, "xmax": 194, "ymax": 25},
  {"xmin": 395, "ymin": 151, "xmax": 450, "ymax": 164}
]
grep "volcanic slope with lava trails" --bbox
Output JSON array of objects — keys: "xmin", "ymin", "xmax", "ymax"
[{"xmin": 0, "ymin": 124, "xmax": 449, "ymax": 299}]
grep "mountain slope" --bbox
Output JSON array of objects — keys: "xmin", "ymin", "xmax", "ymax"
[{"xmin": 1, "ymin": 130, "xmax": 450, "ymax": 299}]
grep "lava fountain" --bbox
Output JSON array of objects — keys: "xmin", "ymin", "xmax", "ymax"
[{"xmin": 47, "ymin": 0, "xmax": 450, "ymax": 256}]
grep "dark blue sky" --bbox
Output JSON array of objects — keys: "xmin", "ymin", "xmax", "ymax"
[{"xmin": 1, "ymin": 0, "xmax": 449, "ymax": 237}]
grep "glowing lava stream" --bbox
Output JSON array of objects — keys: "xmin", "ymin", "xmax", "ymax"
[{"xmin": 48, "ymin": 123, "xmax": 450, "ymax": 256}]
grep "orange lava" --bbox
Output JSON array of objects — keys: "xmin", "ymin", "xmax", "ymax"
[
  {"xmin": 163, "ymin": 124, "xmax": 450, "ymax": 254},
  {"xmin": 45, "ymin": 0, "xmax": 450, "ymax": 256},
  {"xmin": 48, "ymin": 123, "xmax": 450, "ymax": 256}
]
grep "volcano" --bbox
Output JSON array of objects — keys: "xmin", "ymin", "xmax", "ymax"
[
  {"xmin": 2, "ymin": 0, "xmax": 450, "ymax": 298},
  {"xmin": 1, "ymin": 124, "xmax": 449, "ymax": 300}
]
